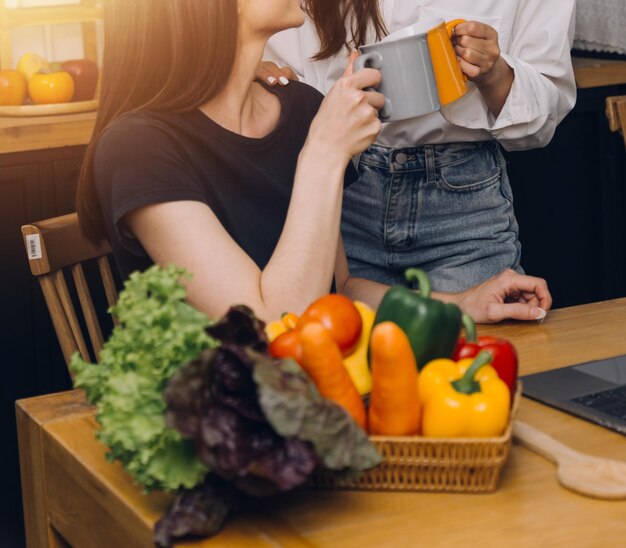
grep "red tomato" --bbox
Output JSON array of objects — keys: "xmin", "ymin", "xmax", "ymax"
[
  {"xmin": 296, "ymin": 295, "xmax": 362, "ymax": 355},
  {"xmin": 269, "ymin": 330, "xmax": 303, "ymax": 363},
  {"xmin": 0, "ymin": 70, "xmax": 27, "ymax": 106}
]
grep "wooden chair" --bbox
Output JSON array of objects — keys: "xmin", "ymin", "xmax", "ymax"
[
  {"xmin": 606, "ymin": 96, "xmax": 626, "ymax": 150},
  {"xmin": 21, "ymin": 212, "xmax": 118, "ymax": 371}
]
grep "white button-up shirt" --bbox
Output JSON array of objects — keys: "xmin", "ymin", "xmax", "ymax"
[{"xmin": 266, "ymin": 0, "xmax": 577, "ymax": 151}]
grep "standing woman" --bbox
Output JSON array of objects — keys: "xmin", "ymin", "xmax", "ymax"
[
  {"xmin": 263, "ymin": 0, "xmax": 577, "ymax": 292},
  {"xmin": 76, "ymin": 0, "xmax": 551, "ymax": 324}
]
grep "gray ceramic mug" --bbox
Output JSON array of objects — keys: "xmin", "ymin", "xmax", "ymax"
[{"xmin": 354, "ymin": 33, "xmax": 440, "ymax": 122}]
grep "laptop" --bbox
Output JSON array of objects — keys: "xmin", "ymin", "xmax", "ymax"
[{"xmin": 522, "ymin": 354, "xmax": 626, "ymax": 436}]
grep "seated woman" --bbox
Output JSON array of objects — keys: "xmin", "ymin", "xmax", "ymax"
[{"xmin": 76, "ymin": 0, "xmax": 551, "ymax": 324}]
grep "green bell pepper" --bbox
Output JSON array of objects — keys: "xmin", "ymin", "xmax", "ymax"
[{"xmin": 373, "ymin": 268, "xmax": 474, "ymax": 370}]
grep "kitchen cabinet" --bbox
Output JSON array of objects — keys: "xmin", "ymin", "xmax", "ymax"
[{"xmin": 505, "ymin": 62, "xmax": 626, "ymax": 308}]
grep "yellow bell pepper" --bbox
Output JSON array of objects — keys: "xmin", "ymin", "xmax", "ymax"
[
  {"xmin": 265, "ymin": 313, "xmax": 299, "ymax": 342},
  {"xmin": 342, "ymin": 301, "xmax": 375, "ymax": 395},
  {"xmin": 419, "ymin": 351, "xmax": 510, "ymax": 438}
]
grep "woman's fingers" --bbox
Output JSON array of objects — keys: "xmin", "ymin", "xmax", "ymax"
[
  {"xmin": 501, "ymin": 272, "xmax": 553, "ymax": 311},
  {"xmin": 364, "ymin": 90, "xmax": 385, "ymax": 110},
  {"xmin": 343, "ymin": 51, "xmax": 360, "ymax": 77},
  {"xmin": 484, "ymin": 302, "xmax": 548, "ymax": 323},
  {"xmin": 458, "ymin": 270, "xmax": 552, "ymax": 324},
  {"xmin": 256, "ymin": 61, "xmax": 299, "ymax": 86},
  {"xmin": 457, "ymin": 57, "xmax": 482, "ymax": 79},
  {"xmin": 256, "ymin": 61, "xmax": 282, "ymax": 85},
  {"xmin": 454, "ymin": 21, "xmax": 497, "ymax": 41},
  {"xmin": 522, "ymin": 292, "xmax": 540, "ymax": 307},
  {"xmin": 349, "ymin": 66, "xmax": 382, "ymax": 90},
  {"xmin": 280, "ymin": 65, "xmax": 300, "ymax": 83}
]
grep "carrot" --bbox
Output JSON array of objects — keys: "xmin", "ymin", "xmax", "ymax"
[
  {"xmin": 299, "ymin": 322, "xmax": 366, "ymax": 429},
  {"xmin": 368, "ymin": 322, "xmax": 421, "ymax": 436}
]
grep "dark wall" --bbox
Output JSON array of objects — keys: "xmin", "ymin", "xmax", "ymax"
[
  {"xmin": 506, "ymin": 83, "xmax": 626, "ymax": 308},
  {"xmin": 0, "ymin": 147, "xmax": 85, "ymax": 547}
]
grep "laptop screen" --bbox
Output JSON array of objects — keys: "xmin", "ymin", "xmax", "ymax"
[{"xmin": 574, "ymin": 355, "xmax": 626, "ymax": 385}]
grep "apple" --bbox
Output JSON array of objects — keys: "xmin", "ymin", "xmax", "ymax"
[
  {"xmin": 60, "ymin": 59, "xmax": 99, "ymax": 102},
  {"xmin": 17, "ymin": 52, "xmax": 49, "ymax": 82}
]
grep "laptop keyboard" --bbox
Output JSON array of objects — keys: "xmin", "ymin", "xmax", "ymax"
[{"xmin": 572, "ymin": 386, "xmax": 626, "ymax": 421}]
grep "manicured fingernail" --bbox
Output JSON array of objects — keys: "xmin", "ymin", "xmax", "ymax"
[
  {"xmin": 531, "ymin": 307, "xmax": 547, "ymax": 320},
  {"xmin": 279, "ymin": 76, "xmax": 290, "ymax": 85},
  {"xmin": 267, "ymin": 76, "xmax": 277, "ymax": 85}
]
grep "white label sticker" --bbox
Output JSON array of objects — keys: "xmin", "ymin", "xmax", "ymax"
[{"xmin": 26, "ymin": 234, "xmax": 42, "ymax": 260}]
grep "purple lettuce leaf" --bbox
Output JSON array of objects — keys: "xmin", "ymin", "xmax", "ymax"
[
  {"xmin": 153, "ymin": 475, "xmax": 241, "ymax": 548},
  {"xmin": 252, "ymin": 351, "xmax": 383, "ymax": 473},
  {"xmin": 205, "ymin": 305, "xmax": 268, "ymax": 352}
]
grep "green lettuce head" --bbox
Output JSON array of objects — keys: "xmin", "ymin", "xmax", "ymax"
[{"xmin": 72, "ymin": 264, "xmax": 215, "ymax": 492}]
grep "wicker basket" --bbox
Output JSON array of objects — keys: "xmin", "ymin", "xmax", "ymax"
[{"xmin": 312, "ymin": 383, "xmax": 521, "ymax": 494}]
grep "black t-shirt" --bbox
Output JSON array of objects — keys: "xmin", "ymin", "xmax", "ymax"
[{"xmin": 94, "ymin": 81, "xmax": 357, "ymax": 281}]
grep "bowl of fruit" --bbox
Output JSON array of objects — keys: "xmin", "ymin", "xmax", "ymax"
[{"xmin": 0, "ymin": 52, "xmax": 99, "ymax": 116}]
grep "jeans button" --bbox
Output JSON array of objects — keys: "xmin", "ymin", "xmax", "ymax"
[{"xmin": 395, "ymin": 152, "xmax": 408, "ymax": 165}]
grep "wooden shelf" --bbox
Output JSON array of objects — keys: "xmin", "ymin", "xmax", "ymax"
[
  {"xmin": 0, "ymin": 5, "xmax": 102, "ymax": 28},
  {"xmin": 0, "ymin": 111, "xmax": 96, "ymax": 154}
]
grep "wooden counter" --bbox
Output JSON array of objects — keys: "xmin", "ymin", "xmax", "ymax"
[
  {"xmin": 573, "ymin": 57, "xmax": 626, "ymax": 89},
  {"xmin": 16, "ymin": 298, "xmax": 626, "ymax": 547},
  {"xmin": 0, "ymin": 111, "xmax": 95, "ymax": 154}
]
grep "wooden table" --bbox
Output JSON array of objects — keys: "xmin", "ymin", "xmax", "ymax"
[{"xmin": 17, "ymin": 299, "xmax": 626, "ymax": 547}]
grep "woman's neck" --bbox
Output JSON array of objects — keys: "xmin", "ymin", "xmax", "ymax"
[{"xmin": 199, "ymin": 36, "xmax": 279, "ymax": 138}]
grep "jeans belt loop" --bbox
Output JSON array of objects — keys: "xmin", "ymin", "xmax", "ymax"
[{"xmin": 425, "ymin": 145, "xmax": 436, "ymax": 183}]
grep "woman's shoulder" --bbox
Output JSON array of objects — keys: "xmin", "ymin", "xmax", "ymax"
[
  {"xmin": 266, "ymin": 80, "xmax": 325, "ymax": 115},
  {"xmin": 98, "ymin": 111, "xmax": 178, "ymax": 150},
  {"xmin": 95, "ymin": 111, "xmax": 190, "ymax": 172}
]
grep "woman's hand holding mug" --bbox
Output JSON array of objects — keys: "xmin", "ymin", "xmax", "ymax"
[
  {"xmin": 452, "ymin": 21, "xmax": 514, "ymax": 115},
  {"xmin": 306, "ymin": 52, "xmax": 385, "ymax": 164}
]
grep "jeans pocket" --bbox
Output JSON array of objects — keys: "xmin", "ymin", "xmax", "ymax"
[{"xmin": 437, "ymin": 143, "xmax": 502, "ymax": 193}]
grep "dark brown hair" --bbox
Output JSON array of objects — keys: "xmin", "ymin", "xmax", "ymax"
[
  {"xmin": 76, "ymin": 0, "xmax": 238, "ymax": 243},
  {"xmin": 303, "ymin": 0, "xmax": 387, "ymax": 60}
]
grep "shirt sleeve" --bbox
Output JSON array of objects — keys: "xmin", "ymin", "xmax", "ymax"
[
  {"xmin": 440, "ymin": 0, "xmax": 577, "ymax": 151},
  {"xmin": 94, "ymin": 116, "xmax": 207, "ymax": 255}
]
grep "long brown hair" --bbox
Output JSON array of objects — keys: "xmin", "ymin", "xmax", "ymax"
[
  {"xmin": 76, "ymin": 0, "xmax": 238, "ymax": 243},
  {"xmin": 303, "ymin": 0, "xmax": 387, "ymax": 60}
]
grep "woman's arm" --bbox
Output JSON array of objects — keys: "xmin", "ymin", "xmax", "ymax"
[
  {"xmin": 442, "ymin": 0, "xmax": 576, "ymax": 150},
  {"xmin": 126, "ymin": 59, "xmax": 383, "ymax": 322},
  {"xmin": 335, "ymin": 238, "xmax": 551, "ymax": 323}
]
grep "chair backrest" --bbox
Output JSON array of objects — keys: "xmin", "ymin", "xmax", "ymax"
[{"xmin": 22, "ymin": 213, "xmax": 118, "ymax": 372}]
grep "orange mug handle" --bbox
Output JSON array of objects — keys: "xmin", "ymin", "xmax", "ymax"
[
  {"xmin": 445, "ymin": 18, "xmax": 466, "ymax": 38},
  {"xmin": 445, "ymin": 19, "xmax": 467, "ymax": 81}
]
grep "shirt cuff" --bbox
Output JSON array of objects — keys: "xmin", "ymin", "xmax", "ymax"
[
  {"xmin": 490, "ymin": 53, "xmax": 534, "ymax": 131},
  {"xmin": 440, "ymin": 53, "xmax": 539, "ymax": 133}
]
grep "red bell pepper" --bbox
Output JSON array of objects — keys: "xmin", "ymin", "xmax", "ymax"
[{"xmin": 452, "ymin": 316, "xmax": 518, "ymax": 399}]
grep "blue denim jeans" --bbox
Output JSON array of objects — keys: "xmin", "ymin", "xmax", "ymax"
[{"xmin": 341, "ymin": 141, "xmax": 522, "ymax": 292}]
